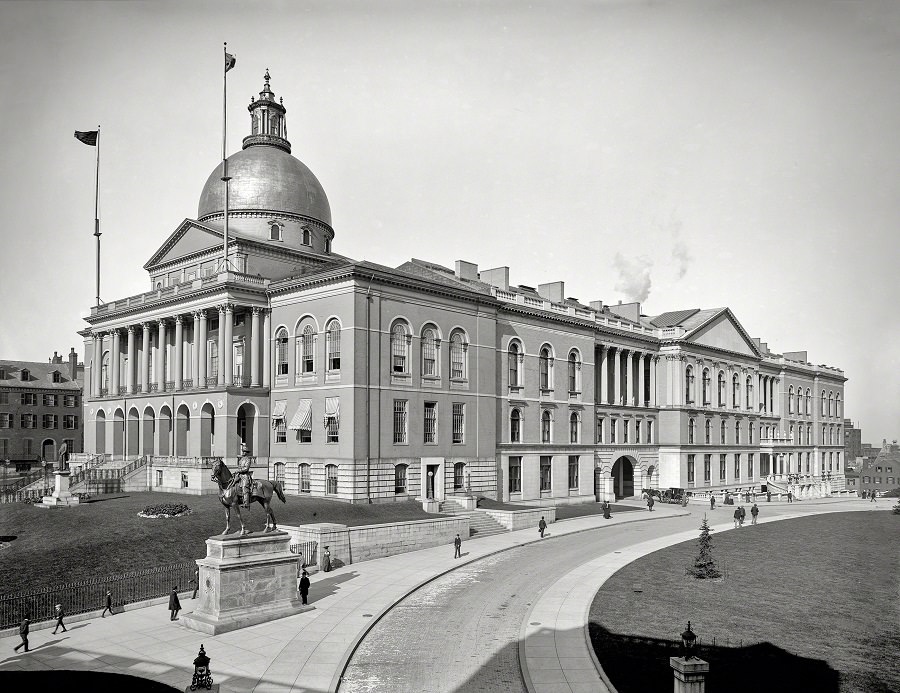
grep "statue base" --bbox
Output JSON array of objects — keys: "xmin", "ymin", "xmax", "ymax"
[
  {"xmin": 182, "ymin": 530, "xmax": 310, "ymax": 635},
  {"xmin": 35, "ymin": 471, "xmax": 80, "ymax": 510}
]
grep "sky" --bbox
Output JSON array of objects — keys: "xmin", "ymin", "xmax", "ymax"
[{"xmin": 0, "ymin": 0, "xmax": 897, "ymax": 442}]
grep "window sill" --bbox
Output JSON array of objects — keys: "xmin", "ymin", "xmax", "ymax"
[
  {"xmin": 391, "ymin": 373, "xmax": 412, "ymax": 386},
  {"xmin": 275, "ymin": 375, "xmax": 289, "ymax": 387}
]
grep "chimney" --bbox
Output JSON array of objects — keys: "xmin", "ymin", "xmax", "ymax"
[
  {"xmin": 590, "ymin": 300, "xmax": 604, "ymax": 312},
  {"xmin": 69, "ymin": 348, "xmax": 78, "ymax": 381},
  {"xmin": 537, "ymin": 281, "xmax": 565, "ymax": 303},
  {"xmin": 455, "ymin": 260, "xmax": 478, "ymax": 281},
  {"xmin": 608, "ymin": 301, "xmax": 641, "ymax": 323},
  {"xmin": 480, "ymin": 266, "xmax": 509, "ymax": 291},
  {"xmin": 51, "ymin": 351, "xmax": 62, "ymax": 364}
]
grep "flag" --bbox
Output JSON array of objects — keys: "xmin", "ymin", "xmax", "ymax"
[
  {"xmin": 74, "ymin": 130, "xmax": 98, "ymax": 146},
  {"xmin": 225, "ymin": 52, "xmax": 236, "ymax": 72}
]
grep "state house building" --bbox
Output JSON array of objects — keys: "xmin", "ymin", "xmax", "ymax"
[{"xmin": 79, "ymin": 73, "xmax": 847, "ymax": 503}]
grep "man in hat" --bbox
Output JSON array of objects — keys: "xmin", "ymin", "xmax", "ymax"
[
  {"xmin": 168, "ymin": 586, "xmax": 181, "ymax": 621},
  {"xmin": 234, "ymin": 441, "xmax": 254, "ymax": 510},
  {"xmin": 454, "ymin": 533, "xmax": 462, "ymax": 558},
  {"xmin": 101, "ymin": 589, "xmax": 114, "ymax": 617},
  {"xmin": 298, "ymin": 570, "xmax": 311, "ymax": 605},
  {"xmin": 13, "ymin": 617, "xmax": 29, "ymax": 652},
  {"xmin": 52, "ymin": 603, "xmax": 67, "ymax": 634}
]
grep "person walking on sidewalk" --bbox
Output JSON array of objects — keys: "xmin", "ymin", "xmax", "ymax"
[
  {"xmin": 52, "ymin": 604, "xmax": 67, "ymax": 634},
  {"xmin": 738, "ymin": 505, "xmax": 746, "ymax": 527},
  {"xmin": 101, "ymin": 589, "xmax": 113, "ymax": 617},
  {"xmin": 733, "ymin": 506, "xmax": 741, "ymax": 528},
  {"xmin": 647, "ymin": 495, "xmax": 655, "ymax": 512},
  {"xmin": 538, "ymin": 517, "xmax": 547, "ymax": 537},
  {"xmin": 168, "ymin": 586, "xmax": 181, "ymax": 621},
  {"xmin": 603, "ymin": 500, "xmax": 612, "ymax": 519},
  {"xmin": 750, "ymin": 503, "xmax": 759, "ymax": 525},
  {"xmin": 298, "ymin": 570, "xmax": 310, "ymax": 605},
  {"xmin": 710, "ymin": 495, "xmax": 716, "ymax": 510},
  {"xmin": 454, "ymin": 533, "xmax": 462, "ymax": 558},
  {"xmin": 191, "ymin": 568, "xmax": 199, "ymax": 599},
  {"xmin": 323, "ymin": 546, "xmax": 332, "ymax": 572},
  {"xmin": 13, "ymin": 617, "xmax": 29, "ymax": 653}
]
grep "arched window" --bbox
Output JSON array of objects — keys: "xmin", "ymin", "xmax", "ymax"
[
  {"xmin": 720, "ymin": 420, "xmax": 727, "ymax": 444},
  {"xmin": 101, "ymin": 352, "xmax": 110, "ymax": 391},
  {"xmin": 569, "ymin": 412, "xmax": 579, "ymax": 444},
  {"xmin": 325, "ymin": 464, "xmax": 338, "ymax": 495},
  {"xmin": 394, "ymin": 464, "xmax": 408, "ymax": 494},
  {"xmin": 302, "ymin": 226, "xmax": 311, "ymax": 246},
  {"xmin": 790, "ymin": 424, "xmax": 795, "ymax": 443},
  {"xmin": 788, "ymin": 386, "xmax": 794, "ymax": 414},
  {"xmin": 705, "ymin": 419, "xmax": 712, "ymax": 444},
  {"xmin": 453, "ymin": 462, "xmax": 466, "ymax": 490},
  {"xmin": 269, "ymin": 222, "xmax": 281, "ymax": 241},
  {"xmin": 508, "ymin": 342, "xmax": 521, "ymax": 388},
  {"xmin": 796, "ymin": 389, "xmax": 802, "ymax": 416},
  {"xmin": 275, "ymin": 328, "xmax": 288, "ymax": 375},
  {"xmin": 274, "ymin": 462, "xmax": 285, "ymax": 484},
  {"xmin": 805, "ymin": 389, "xmax": 811, "ymax": 415},
  {"xmin": 836, "ymin": 394, "xmax": 841, "ymax": 418},
  {"xmin": 688, "ymin": 418, "xmax": 695, "ymax": 444},
  {"xmin": 450, "ymin": 331, "xmax": 467, "ymax": 380},
  {"xmin": 807, "ymin": 424, "xmax": 812, "ymax": 444},
  {"xmin": 828, "ymin": 392, "xmax": 833, "ymax": 417},
  {"xmin": 391, "ymin": 322, "xmax": 410, "ymax": 374},
  {"xmin": 745, "ymin": 376, "xmax": 752, "ymax": 409},
  {"xmin": 717, "ymin": 371, "xmax": 726, "ymax": 406},
  {"xmin": 299, "ymin": 325, "xmax": 315, "ymax": 374},
  {"xmin": 421, "ymin": 327, "xmax": 438, "ymax": 377},
  {"xmin": 702, "ymin": 369, "xmax": 711, "ymax": 405},
  {"xmin": 539, "ymin": 346, "xmax": 553, "ymax": 391},
  {"xmin": 821, "ymin": 390, "xmax": 826, "ymax": 416},
  {"xmin": 541, "ymin": 410, "xmax": 552, "ymax": 443},
  {"xmin": 735, "ymin": 421, "xmax": 741, "ymax": 444},
  {"xmin": 510, "ymin": 408, "xmax": 521, "ymax": 443},
  {"xmin": 568, "ymin": 350, "xmax": 581, "ymax": 394},
  {"xmin": 732, "ymin": 374, "xmax": 740, "ymax": 408},
  {"xmin": 749, "ymin": 423, "xmax": 754, "ymax": 444},
  {"xmin": 326, "ymin": 319, "xmax": 341, "ymax": 371},
  {"xmin": 685, "ymin": 365, "xmax": 695, "ymax": 404},
  {"xmin": 299, "ymin": 463, "xmax": 310, "ymax": 493},
  {"xmin": 822, "ymin": 425, "xmax": 827, "ymax": 444}
]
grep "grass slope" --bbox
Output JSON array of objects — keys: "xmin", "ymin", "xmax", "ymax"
[{"xmin": 589, "ymin": 511, "xmax": 900, "ymax": 693}]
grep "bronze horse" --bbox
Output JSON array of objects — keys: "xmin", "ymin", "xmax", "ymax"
[{"xmin": 211, "ymin": 459, "xmax": 286, "ymax": 535}]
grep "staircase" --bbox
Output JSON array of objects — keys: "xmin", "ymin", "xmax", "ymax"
[{"xmin": 439, "ymin": 498, "xmax": 508, "ymax": 539}]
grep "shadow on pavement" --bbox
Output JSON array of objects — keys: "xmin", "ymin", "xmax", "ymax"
[
  {"xmin": 0, "ymin": 670, "xmax": 182, "ymax": 691},
  {"xmin": 309, "ymin": 570, "xmax": 359, "ymax": 603}
]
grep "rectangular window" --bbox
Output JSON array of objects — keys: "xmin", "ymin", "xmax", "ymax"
[
  {"xmin": 888, "ymin": 477, "xmax": 895, "ymax": 485},
  {"xmin": 748, "ymin": 453, "xmax": 754, "ymax": 478},
  {"xmin": 424, "ymin": 402, "xmax": 437, "ymax": 444},
  {"xmin": 568, "ymin": 455, "xmax": 579, "ymax": 490},
  {"xmin": 703, "ymin": 454, "xmax": 711, "ymax": 482},
  {"xmin": 863, "ymin": 476, "xmax": 870, "ymax": 483},
  {"xmin": 393, "ymin": 400, "xmax": 408, "ymax": 444},
  {"xmin": 508, "ymin": 456, "xmax": 522, "ymax": 493},
  {"xmin": 43, "ymin": 394, "xmax": 57, "ymax": 407},
  {"xmin": 300, "ymin": 465, "xmax": 311, "ymax": 493},
  {"xmin": 42, "ymin": 414, "xmax": 58, "ymax": 429},
  {"xmin": 540, "ymin": 456, "xmax": 552, "ymax": 492},
  {"xmin": 208, "ymin": 340, "xmax": 219, "ymax": 378},
  {"xmin": 21, "ymin": 393, "xmax": 36, "ymax": 406},
  {"xmin": 687, "ymin": 454, "xmax": 695, "ymax": 484},
  {"xmin": 623, "ymin": 420, "xmax": 629, "ymax": 443},
  {"xmin": 646, "ymin": 420, "xmax": 652, "ymax": 444},
  {"xmin": 327, "ymin": 327, "xmax": 341, "ymax": 371},
  {"xmin": 275, "ymin": 418, "xmax": 286, "ymax": 443},
  {"xmin": 156, "ymin": 470, "xmax": 163, "ymax": 486},
  {"xmin": 0, "ymin": 392, "xmax": 7, "ymax": 405},
  {"xmin": 875, "ymin": 477, "xmax": 881, "ymax": 483},
  {"xmin": 734, "ymin": 453, "xmax": 741, "ymax": 480},
  {"xmin": 0, "ymin": 414, "xmax": 11, "ymax": 429},
  {"xmin": 597, "ymin": 418, "xmax": 603, "ymax": 443},
  {"xmin": 63, "ymin": 438, "xmax": 74, "ymax": 454},
  {"xmin": 719, "ymin": 454, "xmax": 727, "ymax": 481},
  {"xmin": 395, "ymin": 465, "xmax": 407, "ymax": 494},
  {"xmin": 63, "ymin": 415, "xmax": 78, "ymax": 430},
  {"xmin": 23, "ymin": 438, "xmax": 33, "ymax": 455},
  {"xmin": 0, "ymin": 439, "xmax": 7, "ymax": 456},
  {"xmin": 181, "ymin": 472, "xmax": 189, "ymax": 489},
  {"xmin": 324, "ymin": 397, "xmax": 340, "ymax": 443},
  {"xmin": 635, "ymin": 421, "xmax": 641, "ymax": 444},
  {"xmin": 21, "ymin": 414, "xmax": 36, "ymax": 429},
  {"xmin": 452, "ymin": 403, "xmax": 464, "ymax": 444},
  {"xmin": 65, "ymin": 394, "xmax": 77, "ymax": 408},
  {"xmin": 326, "ymin": 465, "xmax": 338, "ymax": 494},
  {"xmin": 609, "ymin": 419, "xmax": 616, "ymax": 443}
]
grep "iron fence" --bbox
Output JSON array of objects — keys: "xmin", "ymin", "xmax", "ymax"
[
  {"xmin": 0, "ymin": 560, "xmax": 197, "ymax": 630},
  {"xmin": 290, "ymin": 541, "xmax": 318, "ymax": 569}
]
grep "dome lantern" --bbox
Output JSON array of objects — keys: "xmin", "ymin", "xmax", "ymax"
[{"xmin": 243, "ymin": 69, "xmax": 291, "ymax": 154}]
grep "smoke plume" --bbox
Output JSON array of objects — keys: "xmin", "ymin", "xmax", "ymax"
[{"xmin": 613, "ymin": 253, "xmax": 652, "ymax": 303}]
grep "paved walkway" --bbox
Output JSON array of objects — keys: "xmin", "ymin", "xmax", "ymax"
[{"xmin": 0, "ymin": 498, "xmax": 880, "ymax": 692}]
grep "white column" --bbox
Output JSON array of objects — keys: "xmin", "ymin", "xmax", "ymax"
[
  {"xmin": 198, "ymin": 310, "xmax": 208, "ymax": 388},
  {"xmin": 91, "ymin": 333, "xmax": 101, "ymax": 397},
  {"xmin": 156, "ymin": 319, "xmax": 167, "ymax": 391},
  {"xmin": 613, "ymin": 348, "xmax": 621, "ymax": 406},
  {"xmin": 598, "ymin": 345, "xmax": 607, "ymax": 405},
  {"xmin": 250, "ymin": 307, "xmax": 261, "ymax": 387},
  {"xmin": 629, "ymin": 351, "xmax": 638, "ymax": 406},
  {"xmin": 217, "ymin": 306, "xmax": 227, "ymax": 386},
  {"xmin": 192, "ymin": 311, "xmax": 201, "ymax": 387},
  {"xmin": 223, "ymin": 304, "xmax": 234, "ymax": 386},
  {"xmin": 174, "ymin": 315, "xmax": 183, "ymax": 391},
  {"xmin": 262, "ymin": 309, "xmax": 271, "ymax": 388},
  {"xmin": 111, "ymin": 330, "xmax": 120, "ymax": 395},
  {"xmin": 126, "ymin": 326, "xmax": 136, "ymax": 394},
  {"xmin": 650, "ymin": 356, "xmax": 657, "ymax": 406},
  {"xmin": 140, "ymin": 323, "xmax": 150, "ymax": 393},
  {"xmin": 638, "ymin": 353, "xmax": 646, "ymax": 407}
]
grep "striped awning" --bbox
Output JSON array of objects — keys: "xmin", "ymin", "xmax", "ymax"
[
  {"xmin": 289, "ymin": 399, "xmax": 313, "ymax": 431},
  {"xmin": 324, "ymin": 397, "xmax": 340, "ymax": 427},
  {"xmin": 271, "ymin": 400, "xmax": 287, "ymax": 429}
]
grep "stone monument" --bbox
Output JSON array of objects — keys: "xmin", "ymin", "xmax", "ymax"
[
  {"xmin": 35, "ymin": 471, "xmax": 80, "ymax": 510},
  {"xmin": 182, "ymin": 530, "xmax": 310, "ymax": 635}
]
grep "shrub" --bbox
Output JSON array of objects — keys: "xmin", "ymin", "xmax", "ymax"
[
  {"xmin": 140, "ymin": 503, "xmax": 191, "ymax": 518},
  {"xmin": 892, "ymin": 500, "xmax": 900, "ymax": 515},
  {"xmin": 687, "ymin": 515, "xmax": 722, "ymax": 579}
]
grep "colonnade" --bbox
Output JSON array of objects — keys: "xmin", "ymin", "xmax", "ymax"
[
  {"xmin": 596, "ymin": 345, "xmax": 658, "ymax": 407},
  {"xmin": 89, "ymin": 304, "xmax": 271, "ymax": 398}
]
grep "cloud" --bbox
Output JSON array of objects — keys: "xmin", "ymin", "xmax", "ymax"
[
  {"xmin": 613, "ymin": 253, "xmax": 653, "ymax": 303},
  {"xmin": 669, "ymin": 218, "xmax": 692, "ymax": 280}
]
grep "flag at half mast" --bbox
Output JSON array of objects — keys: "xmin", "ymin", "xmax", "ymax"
[
  {"xmin": 74, "ymin": 130, "xmax": 98, "ymax": 146},
  {"xmin": 225, "ymin": 52, "xmax": 236, "ymax": 72}
]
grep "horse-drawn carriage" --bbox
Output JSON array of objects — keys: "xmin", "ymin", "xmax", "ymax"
[{"xmin": 642, "ymin": 487, "xmax": 688, "ymax": 505}]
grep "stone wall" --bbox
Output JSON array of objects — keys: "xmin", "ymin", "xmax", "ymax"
[
  {"xmin": 481, "ymin": 506, "xmax": 556, "ymax": 531},
  {"xmin": 281, "ymin": 515, "xmax": 469, "ymax": 569}
]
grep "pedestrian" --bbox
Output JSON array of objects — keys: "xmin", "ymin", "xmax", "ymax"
[
  {"xmin": 733, "ymin": 506, "xmax": 741, "ymax": 529},
  {"xmin": 298, "ymin": 570, "xmax": 310, "ymax": 605},
  {"xmin": 13, "ymin": 617, "xmax": 29, "ymax": 653},
  {"xmin": 766, "ymin": 491, "xmax": 771, "ymax": 503},
  {"xmin": 788, "ymin": 491, "xmax": 793, "ymax": 503},
  {"xmin": 603, "ymin": 500, "xmax": 612, "ymax": 519},
  {"xmin": 710, "ymin": 495, "xmax": 716, "ymax": 510},
  {"xmin": 168, "ymin": 586, "xmax": 181, "ymax": 621},
  {"xmin": 646, "ymin": 495, "xmax": 655, "ymax": 512},
  {"xmin": 871, "ymin": 491, "xmax": 877, "ymax": 503},
  {"xmin": 52, "ymin": 603, "xmax": 67, "ymax": 634},
  {"xmin": 191, "ymin": 568, "xmax": 199, "ymax": 599},
  {"xmin": 739, "ymin": 505, "xmax": 746, "ymax": 527},
  {"xmin": 538, "ymin": 516, "xmax": 547, "ymax": 537},
  {"xmin": 323, "ymin": 546, "xmax": 332, "ymax": 572},
  {"xmin": 861, "ymin": 490, "xmax": 867, "ymax": 500},
  {"xmin": 750, "ymin": 503, "xmax": 759, "ymax": 525},
  {"xmin": 101, "ymin": 589, "xmax": 113, "ymax": 617},
  {"xmin": 454, "ymin": 533, "xmax": 462, "ymax": 558}
]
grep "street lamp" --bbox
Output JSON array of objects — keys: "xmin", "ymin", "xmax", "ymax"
[
  {"xmin": 680, "ymin": 621, "xmax": 698, "ymax": 660},
  {"xmin": 190, "ymin": 644, "xmax": 213, "ymax": 690}
]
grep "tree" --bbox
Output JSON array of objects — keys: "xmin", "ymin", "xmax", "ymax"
[
  {"xmin": 687, "ymin": 514, "xmax": 722, "ymax": 579},
  {"xmin": 892, "ymin": 499, "xmax": 900, "ymax": 515}
]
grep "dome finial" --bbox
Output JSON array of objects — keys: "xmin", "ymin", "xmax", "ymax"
[{"xmin": 264, "ymin": 69, "xmax": 271, "ymax": 86}]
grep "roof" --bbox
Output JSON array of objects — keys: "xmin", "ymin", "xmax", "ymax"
[
  {"xmin": 649, "ymin": 308, "xmax": 701, "ymax": 328},
  {"xmin": 0, "ymin": 360, "xmax": 83, "ymax": 390}
]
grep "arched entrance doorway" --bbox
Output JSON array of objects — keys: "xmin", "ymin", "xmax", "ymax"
[
  {"xmin": 95, "ymin": 410, "xmax": 106, "ymax": 455},
  {"xmin": 158, "ymin": 406, "xmax": 172, "ymax": 456},
  {"xmin": 175, "ymin": 404, "xmax": 190, "ymax": 456},
  {"xmin": 41, "ymin": 439, "xmax": 56, "ymax": 463},
  {"xmin": 236, "ymin": 403, "xmax": 256, "ymax": 453},
  {"xmin": 140, "ymin": 407, "xmax": 154, "ymax": 457},
  {"xmin": 611, "ymin": 456, "xmax": 635, "ymax": 499},
  {"xmin": 113, "ymin": 408, "xmax": 125, "ymax": 458},
  {"xmin": 200, "ymin": 403, "xmax": 215, "ymax": 457}
]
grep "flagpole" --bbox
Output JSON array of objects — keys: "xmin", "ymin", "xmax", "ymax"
[
  {"xmin": 94, "ymin": 125, "xmax": 102, "ymax": 306},
  {"xmin": 221, "ymin": 42, "xmax": 231, "ymax": 273}
]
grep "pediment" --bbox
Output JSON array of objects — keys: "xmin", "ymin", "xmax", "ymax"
[
  {"xmin": 144, "ymin": 219, "xmax": 223, "ymax": 270},
  {"xmin": 684, "ymin": 310, "xmax": 760, "ymax": 357}
]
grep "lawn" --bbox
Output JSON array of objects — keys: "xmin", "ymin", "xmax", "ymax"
[
  {"xmin": 589, "ymin": 511, "xmax": 900, "ymax": 693},
  {"xmin": 0, "ymin": 492, "xmax": 431, "ymax": 594}
]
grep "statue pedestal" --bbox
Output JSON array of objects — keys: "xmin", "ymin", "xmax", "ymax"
[
  {"xmin": 670, "ymin": 657, "xmax": 709, "ymax": 693},
  {"xmin": 35, "ymin": 471, "xmax": 80, "ymax": 510},
  {"xmin": 182, "ymin": 531, "xmax": 310, "ymax": 635}
]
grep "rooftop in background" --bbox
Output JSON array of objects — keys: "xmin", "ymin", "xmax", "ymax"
[{"xmin": 0, "ymin": 351, "xmax": 83, "ymax": 390}]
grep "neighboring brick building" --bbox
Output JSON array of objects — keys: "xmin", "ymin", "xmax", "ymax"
[
  {"xmin": 0, "ymin": 349, "xmax": 84, "ymax": 470},
  {"xmin": 858, "ymin": 440, "xmax": 900, "ymax": 497}
]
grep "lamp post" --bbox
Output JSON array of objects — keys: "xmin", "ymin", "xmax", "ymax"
[
  {"xmin": 190, "ymin": 644, "xmax": 213, "ymax": 690},
  {"xmin": 680, "ymin": 621, "xmax": 697, "ymax": 659},
  {"xmin": 671, "ymin": 621, "xmax": 709, "ymax": 693}
]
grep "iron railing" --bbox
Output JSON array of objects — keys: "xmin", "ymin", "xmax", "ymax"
[
  {"xmin": 0, "ymin": 560, "xmax": 197, "ymax": 630},
  {"xmin": 289, "ymin": 541, "xmax": 318, "ymax": 568}
]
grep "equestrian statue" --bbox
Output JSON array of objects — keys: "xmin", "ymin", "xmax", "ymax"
[{"xmin": 211, "ymin": 446, "xmax": 286, "ymax": 535}]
